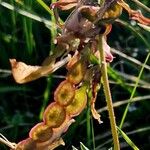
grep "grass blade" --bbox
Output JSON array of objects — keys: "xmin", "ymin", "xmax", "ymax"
[
  {"xmin": 0, "ymin": 1, "xmax": 56, "ymax": 29},
  {"xmin": 117, "ymin": 127, "xmax": 139, "ymax": 150},
  {"xmin": 36, "ymin": 0, "xmax": 52, "ymax": 15},
  {"xmin": 80, "ymin": 142, "xmax": 89, "ymax": 150},
  {"xmin": 119, "ymin": 52, "xmax": 150, "ymax": 128}
]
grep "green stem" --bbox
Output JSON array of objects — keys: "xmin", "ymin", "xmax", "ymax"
[
  {"xmin": 39, "ymin": 77, "xmax": 52, "ymax": 120},
  {"xmin": 99, "ymin": 36, "xmax": 120, "ymax": 150},
  {"xmin": 91, "ymin": 118, "xmax": 95, "ymax": 150},
  {"xmin": 86, "ymin": 99, "xmax": 91, "ymax": 148}
]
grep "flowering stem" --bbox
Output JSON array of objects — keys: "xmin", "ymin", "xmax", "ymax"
[{"xmin": 99, "ymin": 36, "xmax": 120, "ymax": 150}]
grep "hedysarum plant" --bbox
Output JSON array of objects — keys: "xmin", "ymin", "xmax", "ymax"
[{"xmin": 0, "ymin": 0, "xmax": 150, "ymax": 150}]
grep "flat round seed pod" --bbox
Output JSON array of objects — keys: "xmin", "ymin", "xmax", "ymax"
[
  {"xmin": 102, "ymin": 3, "xmax": 122, "ymax": 22},
  {"xmin": 29, "ymin": 122, "xmax": 53, "ymax": 143},
  {"xmin": 43, "ymin": 102, "xmax": 66, "ymax": 128},
  {"xmin": 54, "ymin": 80, "xmax": 75, "ymax": 106},
  {"xmin": 66, "ymin": 86, "xmax": 87, "ymax": 117},
  {"xmin": 16, "ymin": 138, "xmax": 36, "ymax": 150},
  {"xmin": 67, "ymin": 60, "xmax": 87, "ymax": 85}
]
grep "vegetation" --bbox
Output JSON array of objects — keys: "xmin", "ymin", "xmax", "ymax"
[{"xmin": 0, "ymin": 0, "xmax": 150, "ymax": 150}]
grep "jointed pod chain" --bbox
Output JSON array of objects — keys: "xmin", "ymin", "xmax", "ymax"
[{"xmin": 1, "ymin": 0, "xmax": 150, "ymax": 150}]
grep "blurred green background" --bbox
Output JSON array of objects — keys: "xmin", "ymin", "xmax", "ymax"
[{"xmin": 0, "ymin": 0, "xmax": 150, "ymax": 149}]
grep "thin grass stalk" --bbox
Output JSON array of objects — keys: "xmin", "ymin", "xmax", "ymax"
[
  {"xmin": 28, "ymin": 0, "xmax": 34, "ymax": 55},
  {"xmin": 10, "ymin": 0, "xmax": 16, "ymax": 54},
  {"xmin": 36, "ymin": 0, "xmax": 53, "ymax": 15},
  {"xmin": 119, "ymin": 52, "xmax": 150, "ymax": 128},
  {"xmin": 117, "ymin": 127, "xmax": 139, "ymax": 150},
  {"xmin": 23, "ymin": 0, "xmax": 34, "ymax": 56},
  {"xmin": 117, "ymin": 19, "xmax": 150, "ymax": 50},
  {"xmin": 98, "ymin": 95, "xmax": 150, "ymax": 113},
  {"xmin": 111, "ymin": 48, "xmax": 150, "ymax": 72},
  {"xmin": 131, "ymin": 0, "xmax": 150, "ymax": 13},
  {"xmin": 10, "ymin": 0, "xmax": 16, "ymax": 28},
  {"xmin": 99, "ymin": 36, "xmax": 120, "ymax": 150}
]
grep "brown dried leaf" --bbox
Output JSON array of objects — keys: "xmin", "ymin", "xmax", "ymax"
[
  {"xmin": 10, "ymin": 56, "xmax": 70, "ymax": 84},
  {"xmin": 91, "ymin": 82, "xmax": 103, "ymax": 124},
  {"xmin": 10, "ymin": 59, "xmax": 41, "ymax": 84}
]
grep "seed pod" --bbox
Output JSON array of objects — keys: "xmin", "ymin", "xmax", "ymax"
[
  {"xmin": 43, "ymin": 102, "xmax": 66, "ymax": 128},
  {"xmin": 66, "ymin": 85, "xmax": 87, "ymax": 117},
  {"xmin": 16, "ymin": 138, "xmax": 36, "ymax": 150},
  {"xmin": 67, "ymin": 59, "xmax": 87, "ymax": 84},
  {"xmin": 102, "ymin": 3, "xmax": 122, "ymax": 23},
  {"xmin": 29, "ymin": 122, "xmax": 53, "ymax": 143},
  {"xmin": 54, "ymin": 80, "xmax": 75, "ymax": 106}
]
